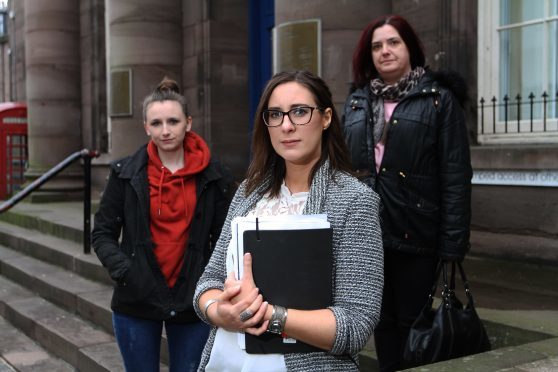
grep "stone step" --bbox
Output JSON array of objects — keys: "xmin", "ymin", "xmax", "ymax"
[
  {"xmin": 0, "ymin": 316, "xmax": 74, "ymax": 371},
  {"xmin": 359, "ymin": 255, "xmax": 558, "ymax": 371},
  {"xmin": 0, "ymin": 275, "xmax": 121, "ymax": 372},
  {"xmin": 4, "ymin": 203, "xmax": 556, "ymax": 301},
  {"xmin": 0, "ymin": 244, "xmax": 113, "ymax": 336},
  {"xmin": 464, "ymin": 255, "xmax": 558, "ymax": 299},
  {"xmin": 470, "ymin": 229, "xmax": 558, "ymax": 265},
  {"xmin": 0, "ymin": 202, "xmax": 91, "ymax": 244},
  {"xmin": 2, "ymin": 202, "xmax": 557, "ymax": 372},
  {"xmin": 0, "ymin": 237, "xmax": 170, "ymax": 369},
  {"xmin": 0, "ymin": 275, "xmax": 169, "ymax": 372},
  {"xmin": 402, "ymin": 337, "xmax": 558, "ymax": 372},
  {"xmin": 0, "ymin": 220, "xmax": 111, "ymax": 286}
]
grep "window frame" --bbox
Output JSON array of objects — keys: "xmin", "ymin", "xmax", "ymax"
[{"xmin": 477, "ymin": 1, "xmax": 558, "ymax": 145}]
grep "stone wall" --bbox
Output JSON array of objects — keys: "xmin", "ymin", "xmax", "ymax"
[{"xmin": 471, "ymin": 146, "xmax": 558, "ymax": 236}]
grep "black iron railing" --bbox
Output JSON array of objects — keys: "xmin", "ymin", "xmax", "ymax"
[
  {"xmin": 0, "ymin": 149, "xmax": 100, "ymax": 254},
  {"xmin": 478, "ymin": 91, "xmax": 558, "ymax": 135}
]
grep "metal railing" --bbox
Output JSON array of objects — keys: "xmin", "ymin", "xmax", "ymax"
[
  {"xmin": 478, "ymin": 91, "xmax": 558, "ymax": 135},
  {"xmin": 0, "ymin": 149, "xmax": 100, "ymax": 254}
]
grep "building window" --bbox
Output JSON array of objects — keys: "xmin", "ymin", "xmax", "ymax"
[
  {"xmin": 478, "ymin": 0, "xmax": 558, "ymax": 144},
  {"xmin": 0, "ymin": 10, "xmax": 7, "ymax": 40}
]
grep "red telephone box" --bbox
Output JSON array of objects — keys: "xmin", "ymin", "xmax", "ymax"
[{"xmin": 0, "ymin": 102, "xmax": 28, "ymax": 199}]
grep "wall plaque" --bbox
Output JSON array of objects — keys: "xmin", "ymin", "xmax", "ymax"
[
  {"xmin": 110, "ymin": 68, "xmax": 132, "ymax": 117},
  {"xmin": 273, "ymin": 19, "xmax": 321, "ymax": 76}
]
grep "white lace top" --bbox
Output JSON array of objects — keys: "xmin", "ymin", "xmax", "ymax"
[
  {"xmin": 247, "ymin": 183, "xmax": 308, "ymax": 217},
  {"xmin": 205, "ymin": 183, "xmax": 308, "ymax": 372}
]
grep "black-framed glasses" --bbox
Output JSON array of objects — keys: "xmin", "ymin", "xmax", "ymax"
[{"xmin": 262, "ymin": 106, "xmax": 323, "ymax": 127}]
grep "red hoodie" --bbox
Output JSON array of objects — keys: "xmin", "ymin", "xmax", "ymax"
[{"xmin": 147, "ymin": 131, "xmax": 210, "ymax": 288}]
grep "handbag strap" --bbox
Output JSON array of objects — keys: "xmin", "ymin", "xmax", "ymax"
[
  {"xmin": 456, "ymin": 261, "xmax": 476, "ymax": 306},
  {"xmin": 429, "ymin": 261, "xmax": 478, "ymax": 306},
  {"xmin": 430, "ymin": 261, "xmax": 478, "ymax": 309},
  {"xmin": 450, "ymin": 261, "xmax": 456, "ymax": 290},
  {"xmin": 425, "ymin": 261, "xmax": 444, "ymax": 306},
  {"xmin": 440, "ymin": 261, "xmax": 452, "ymax": 305}
]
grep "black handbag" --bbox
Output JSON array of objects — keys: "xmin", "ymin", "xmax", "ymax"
[{"xmin": 403, "ymin": 261, "xmax": 491, "ymax": 367}]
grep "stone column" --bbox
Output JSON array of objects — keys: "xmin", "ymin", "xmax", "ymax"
[
  {"xmin": 24, "ymin": 0, "xmax": 83, "ymax": 200},
  {"xmin": 107, "ymin": 0, "xmax": 183, "ymax": 159},
  {"xmin": 182, "ymin": 0, "xmax": 250, "ymax": 180},
  {"xmin": 80, "ymin": 0, "xmax": 107, "ymax": 153},
  {"xmin": 9, "ymin": 0, "xmax": 26, "ymax": 102}
]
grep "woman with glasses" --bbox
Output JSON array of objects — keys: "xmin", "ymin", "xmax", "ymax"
[
  {"xmin": 194, "ymin": 70, "xmax": 384, "ymax": 371},
  {"xmin": 92, "ymin": 77, "xmax": 233, "ymax": 371}
]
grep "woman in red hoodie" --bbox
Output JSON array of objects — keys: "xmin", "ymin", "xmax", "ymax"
[{"xmin": 92, "ymin": 77, "xmax": 232, "ymax": 372}]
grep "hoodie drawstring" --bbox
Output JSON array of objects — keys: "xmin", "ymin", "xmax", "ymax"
[
  {"xmin": 158, "ymin": 166, "xmax": 165, "ymax": 216},
  {"xmin": 180, "ymin": 177, "xmax": 189, "ymax": 220}
]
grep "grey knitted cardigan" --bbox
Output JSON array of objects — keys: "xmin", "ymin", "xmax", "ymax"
[{"xmin": 194, "ymin": 160, "xmax": 384, "ymax": 371}]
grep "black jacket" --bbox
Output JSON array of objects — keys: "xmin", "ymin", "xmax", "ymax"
[
  {"xmin": 92, "ymin": 144, "xmax": 232, "ymax": 323},
  {"xmin": 342, "ymin": 71, "xmax": 472, "ymax": 260}
]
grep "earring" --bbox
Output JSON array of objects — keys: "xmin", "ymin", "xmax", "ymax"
[{"xmin": 146, "ymin": 132, "xmax": 151, "ymax": 136}]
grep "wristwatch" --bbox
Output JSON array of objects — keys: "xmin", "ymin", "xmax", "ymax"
[{"xmin": 267, "ymin": 305, "xmax": 288, "ymax": 335}]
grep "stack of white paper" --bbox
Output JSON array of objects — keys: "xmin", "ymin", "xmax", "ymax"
[{"xmin": 226, "ymin": 214, "xmax": 330, "ymax": 280}]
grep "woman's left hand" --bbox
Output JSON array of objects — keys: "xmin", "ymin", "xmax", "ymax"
[
  {"xmin": 218, "ymin": 253, "xmax": 268, "ymax": 334},
  {"xmin": 226, "ymin": 253, "xmax": 258, "ymax": 305},
  {"xmin": 239, "ymin": 253, "xmax": 273, "ymax": 335}
]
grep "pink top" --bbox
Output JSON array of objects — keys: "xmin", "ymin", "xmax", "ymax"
[{"xmin": 374, "ymin": 101, "xmax": 398, "ymax": 173}]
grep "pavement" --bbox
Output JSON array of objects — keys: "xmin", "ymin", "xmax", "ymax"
[{"xmin": 1, "ymin": 200, "xmax": 558, "ymax": 371}]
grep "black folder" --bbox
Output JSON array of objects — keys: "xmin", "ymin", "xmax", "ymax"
[{"xmin": 243, "ymin": 227, "xmax": 333, "ymax": 354}]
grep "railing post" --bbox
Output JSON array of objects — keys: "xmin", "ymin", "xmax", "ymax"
[
  {"xmin": 476, "ymin": 91, "xmax": 554, "ymax": 136},
  {"xmin": 491, "ymin": 96, "xmax": 497, "ymax": 134},
  {"xmin": 528, "ymin": 92, "xmax": 535, "ymax": 132},
  {"xmin": 504, "ymin": 95, "xmax": 509, "ymax": 133},
  {"xmin": 516, "ymin": 93, "xmax": 522, "ymax": 131},
  {"xmin": 542, "ymin": 91, "xmax": 548, "ymax": 132},
  {"xmin": 479, "ymin": 97, "xmax": 485, "ymax": 135},
  {"xmin": 83, "ymin": 151, "xmax": 96, "ymax": 254},
  {"xmin": 83, "ymin": 150, "xmax": 100, "ymax": 254}
]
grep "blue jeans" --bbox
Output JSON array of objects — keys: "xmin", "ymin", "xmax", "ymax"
[{"xmin": 113, "ymin": 312, "xmax": 210, "ymax": 372}]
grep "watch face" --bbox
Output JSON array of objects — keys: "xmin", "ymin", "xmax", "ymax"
[{"xmin": 269, "ymin": 320, "xmax": 282, "ymax": 334}]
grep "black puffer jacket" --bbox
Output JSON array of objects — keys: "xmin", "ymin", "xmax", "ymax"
[
  {"xmin": 92, "ymin": 144, "xmax": 232, "ymax": 323},
  {"xmin": 342, "ymin": 71, "xmax": 472, "ymax": 260}
]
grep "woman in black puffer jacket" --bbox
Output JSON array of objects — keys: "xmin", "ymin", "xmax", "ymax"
[{"xmin": 342, "ymin": 14, "xmax": 472, "ymax": 372}]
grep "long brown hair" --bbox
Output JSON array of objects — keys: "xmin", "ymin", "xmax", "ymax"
[{"xmin": 244, "ymin": 70, "xmax": 352, "ymax": 197}]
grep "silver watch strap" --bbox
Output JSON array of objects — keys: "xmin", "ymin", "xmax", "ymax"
[{"xmin": 268, "ymin": 305, "xmax": 288, "ymax": 334}]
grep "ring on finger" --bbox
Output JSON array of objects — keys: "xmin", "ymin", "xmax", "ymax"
[{"xmin": 239, "ymin": 309, "xmax": 254, "ymax": 322}]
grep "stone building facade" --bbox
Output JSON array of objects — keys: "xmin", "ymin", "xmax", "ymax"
[{"xmin": 0, "ymin": 0, "xmax": 556, "ymax": 257}]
